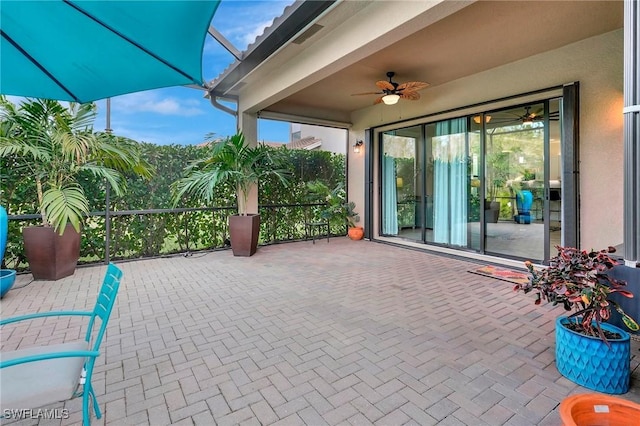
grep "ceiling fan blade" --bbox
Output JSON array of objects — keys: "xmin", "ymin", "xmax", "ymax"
[
  {"xmin": 397, "ymin": 81, "xmax": 429, "ymax": 92},
  {"xmin": 374, "ymin": 96, "xmax": 384, "ymax": 104},
  {"xmin": 376, "ymin": 80, "xmax": 395, "ymax": 91},
  {"xmin": 400, "ymin": 91, "xmax": 420, "ymax": 101},
  {"xmin": 351, "ymin": 91, "xmax": 383, "ymax": 96}
]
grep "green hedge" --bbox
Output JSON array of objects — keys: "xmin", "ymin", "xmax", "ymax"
[{"xmin": 1, "ymin": 142, "xmax": 345, "ymax": 269}]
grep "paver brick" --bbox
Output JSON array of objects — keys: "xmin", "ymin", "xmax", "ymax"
[
  {"xmin": 400, "ymin": 401, "xmax": 439, "ymax": 425},
  {"xmin": 169, "ymin": 400, "xmax": 209, "ymax": 423},
  {"xmin": 373, "ymin": 407, "xmax": 411, "ymax": 425},
  {"xmin": 274, "ymin": 396, "xmax": 310, "ymax": 419},
  {"xmin": 251, "ymin": 400, "xmax": 279, "ymax": 424},
  {"xmin": 228, "ymin": 390, "xmax": 264, "ymax": 411},
  {"xmin": 480, "ymin": 403, "xmax": 516, "ymax": 425},
  {"xmin": 205, "ymin": 394, "xmax": 231, "ymax": 417},
  {"xmin": 322, "ymin": 402, "xmax": 360, "ymax": 425},
  {"xmin": 298, "ymin": 406, "xmax": 330, "ymax": 426},
  {"xmin": 147, "ymin": 403, "xmax": 171, "ymax": 425},
  {"xmin": 3, "ymin": 239, "xmax": 639, "ymax": 426},
  {"xmin": 215, "ymin": 406, "xmax": 255, "ymax": 426}
]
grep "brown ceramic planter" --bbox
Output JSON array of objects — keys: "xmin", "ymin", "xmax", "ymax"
[
  {"xmin": 559, "ymin": 393, "xmax": 640, "ymax": 426},
  {"xmin": 348, "ymin": 226, "xmax": 364, "ymax": 240},
  {"xmin": 228, "ymin": 214, "xmax": 260, "ymax": 257},
  {"xmin": 23, "ymin": 225, "xmax": 80, "ymax": 280}
]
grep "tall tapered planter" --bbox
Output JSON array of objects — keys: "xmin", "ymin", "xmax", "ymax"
[
  {"xmin": 23, "ymin": 225, "xmax": 80, "ymax": 280},
  {"xmin": 228, "ymin": 214, "xmax": 260, "ymax": 257},
  {"xmin": 555, "ymin": 316, "xmax": 631, "ymax": 394}
]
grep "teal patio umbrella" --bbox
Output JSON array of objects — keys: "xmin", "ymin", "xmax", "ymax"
[{"xmin": 0, "ymin": 0, "xmax": 220, "ymax": 103}]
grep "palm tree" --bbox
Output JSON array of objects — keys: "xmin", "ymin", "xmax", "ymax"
[
  {"xmin": 0, "ymin": 96, "xmax": 153, "ymax": 234},
  {"xmin": 172, "ymin": 132, "xmax": 290, "ymax": 214},
  {"xmin": 172, "ymin": 132, "xmax": 290, "ymax": 256}
]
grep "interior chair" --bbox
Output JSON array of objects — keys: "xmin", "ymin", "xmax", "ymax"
[{"xmin": 0, "ymin": 263, "xmax": 123, "ymax": 425}]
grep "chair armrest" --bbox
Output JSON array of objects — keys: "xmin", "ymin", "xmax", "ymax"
[
  {"xmin": 0, "ymin": 350, "xmax": 100, "ymax": 369},
  {"xmin": 0, "ymin": 311, "xmax": 92, "ymax": 326}
]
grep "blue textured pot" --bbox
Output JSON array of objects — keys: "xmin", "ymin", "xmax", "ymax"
[
  {"xmin": 516, "ymin": 190, "xmax": 533, "ymax": 214},
  {"xmin": 0, "ymin": 205, "xmax": 7, "ymax": 265},
  {"xmin": 555, "ymin": 316, "xmax": 630, "ymax": 394},
  {"xmin": 1, "ymin": 269, "xmax": 16, "ymax": 298}
]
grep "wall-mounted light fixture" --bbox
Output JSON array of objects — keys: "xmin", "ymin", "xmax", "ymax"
[
  {"xmin": 353, "ymin": 140, "xmax": 364, "ymax": 153},
  {"xmin": 382, "ymin": 94, "xmax": 400, "ymax": 105}
]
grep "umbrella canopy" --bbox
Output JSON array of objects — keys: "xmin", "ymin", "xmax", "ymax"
[{"xmin": 0, "ymin": 0, "xmax": 220, "ymax": 103}]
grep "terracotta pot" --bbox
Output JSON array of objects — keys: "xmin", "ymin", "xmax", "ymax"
[
  {"xmin": 559, "ymin": 393, "xmax": 640, "ymax": 426},
  {"xmin": 348, "ymin": 226, "xmax": 364, "ymax": 240},
  {"xmin": 23, "ymin": 224, "xmax": 80, "ymax": 280},
  {"xmin": 228, "ymin": 214, "xmax": 260, "ymax": 256}
]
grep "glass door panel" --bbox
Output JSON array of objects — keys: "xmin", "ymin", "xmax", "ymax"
[
  {"xmin": 468, "ymin": 120, "xmax": 482, "ymax": 252},
  {"xmin": 381, "ymin": 127, "xmax": 423, "ymax": 240},
  {"xmin": 425, "ymin": 118, "xmax": 474, "ymax": 249},
  {"xmin": 548, "ymin": 98, "xmax": 562, "ymax": 254},
  {"xmin": 484, "ymin": 103, "xmax": 546, "ymax": 261}
]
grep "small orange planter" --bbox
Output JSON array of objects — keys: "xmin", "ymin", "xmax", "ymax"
[
  {"xmin": 559, "ymin": 393, "xmax": 640, "ymax": 426},
  {"xmin": 348, "ymin": 226, "xmax": 364, "ymax": 240}
]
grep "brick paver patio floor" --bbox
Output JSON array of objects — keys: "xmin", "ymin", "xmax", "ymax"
[{"xmin": 2, "ymin": 239, "xmax": 639, "ymax": 425}]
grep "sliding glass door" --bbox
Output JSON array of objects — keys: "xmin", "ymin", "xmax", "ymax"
[
  {"xmin": 377, "ymin": 96, "xmax": 568, "ymax": 263},
  {"xmin": 381, "ymin": 126, "xmax": 423, "ymax": 240}
]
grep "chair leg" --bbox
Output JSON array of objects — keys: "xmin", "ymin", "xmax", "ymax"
[
  {"xmin": 89, "ymin": 384, "xmax": 102, "ymax": 419},
  {"xmin": 82, "ymin": 388, "xmax": 91, "ymax": 426}
]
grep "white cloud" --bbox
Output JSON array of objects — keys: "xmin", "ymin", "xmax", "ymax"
[
  {"xmin": 240, "ymin": 19, "xmax": 274, "ymax": 48},
  {"xmin": 211, "ymin": 1, "xmax": 294, "ymax": 51},
  {"xmin": 111, "ymin": 91, "xmax": 205, "ymax": 117}
]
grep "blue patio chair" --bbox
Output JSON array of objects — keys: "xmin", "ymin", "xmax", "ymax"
[{"xmin": 0, "ymin": 263, "xmax": 123, "ymax": 425}]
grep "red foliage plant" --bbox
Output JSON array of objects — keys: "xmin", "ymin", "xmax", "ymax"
[{"xmin": 515, "ymin": 246, "xmax": 639, "ymax": 343}]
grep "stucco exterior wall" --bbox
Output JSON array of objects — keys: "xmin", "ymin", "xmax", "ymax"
[{"xmin": 349, "ymin": 29, "xmax": 624, "ymax": 250}]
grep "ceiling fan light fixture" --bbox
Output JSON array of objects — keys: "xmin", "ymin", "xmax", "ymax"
[
  {"xmin": 382, "ymin": 94, "xmax": 400, "ymax": 105},
  {"xmin": 473, "ymin": 115, "xmax": 492, "ymax": 124}
]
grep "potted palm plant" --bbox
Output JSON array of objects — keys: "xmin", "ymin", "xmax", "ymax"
[
  {"xmin": 515, "ymin": 246, "xmax": 639, "ymax": 394},
  {"xmin": 172, "ymin": 132, "xmax": 290, "ymax": 256},
  {"xmin": 0, "ymin": 97, "xmax": 153, "ymax": 280}
]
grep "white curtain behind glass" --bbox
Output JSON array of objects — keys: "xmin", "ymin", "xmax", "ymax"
[
  {"xmin": 382, "ymin": 155, "xmax": 399, "ymax": 235},
  {"xmin": 433, "ymin": 119, "xmax": 467, "ymax": 246}
]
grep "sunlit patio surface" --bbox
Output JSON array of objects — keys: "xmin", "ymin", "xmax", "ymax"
[{"xmin": 2, "ymin": 239, "xmax": 639, "ymax": 425}]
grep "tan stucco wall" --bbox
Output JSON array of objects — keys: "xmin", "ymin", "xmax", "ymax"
[{"xmin": 349, "ymin": 29, "xmax": 624, "ymax": 249}]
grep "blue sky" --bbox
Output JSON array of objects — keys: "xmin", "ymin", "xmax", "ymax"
[{"xmin": 94, "ymin": 0, "xmax": 294, "ymax": 145}]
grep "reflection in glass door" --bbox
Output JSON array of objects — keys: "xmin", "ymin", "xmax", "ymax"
[
  {"xmin": 381, "ymin": 127, "xmax": 423, "ymax": 241},
  {"xmin": 483, "ymin": 101, "xmax": 561, "ymax": 261}
]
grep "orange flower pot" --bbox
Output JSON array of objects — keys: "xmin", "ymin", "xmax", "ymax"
[
  {"xmin": 348, "ymin": 226, "xmax": 364, "ymax": 240},
  {"xmin": 559, "ymin": 393, "xmax": 640, "ymax": 426}
]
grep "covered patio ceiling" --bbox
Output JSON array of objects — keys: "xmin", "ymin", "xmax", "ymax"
[{"xmin": 209, "ymin": 0, "xmax": 623, "ymax": 124}]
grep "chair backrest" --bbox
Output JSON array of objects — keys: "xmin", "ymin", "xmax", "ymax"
[{"xmin": 85, "ymin": 263, "xmax": 122, "ymax": 352}]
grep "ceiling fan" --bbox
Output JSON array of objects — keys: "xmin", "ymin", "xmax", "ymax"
[
  {"xmin": 351, "ymin": 72, "xmax": 430, "ymax": 105},
  {"xmin": 490, "ymin": 106, "xmax": 559, "ymax": 125}
]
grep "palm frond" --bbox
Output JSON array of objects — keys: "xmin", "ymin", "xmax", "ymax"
[
  {"xmin": 42, "ymin": 184, "xmax": 89, "ymax": 234},
  {"xmin": 78, "ymin": 163, "xmax": 124, "ymax": 194}
]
